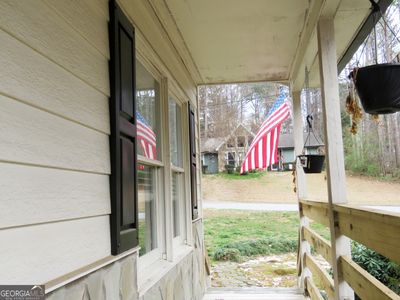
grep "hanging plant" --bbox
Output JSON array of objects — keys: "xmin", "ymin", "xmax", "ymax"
[
  {"xmin": 372, "ymin": 114, "xmax": 380, "ymax": 122},
  {"xmin": 296, "ymin": 68, "xmax": 325, "ymax": 174},
  {"xmin": 350, "ymin": 64, "xmax": 400, "ymax": 114},
  {"xmin": 345, "ymin": 80, "xmax": 363, "ymax": 135},
  {"xmin": 297, "ymin": 116, "xmax": 325, "ymax": 174},
  {"xmin": 298, "ymin": 154, "xmax": 325, "ymax": 174},
  {"xmin": 349, "ymin": 1, "xmax": 400, "ymax": 115}
]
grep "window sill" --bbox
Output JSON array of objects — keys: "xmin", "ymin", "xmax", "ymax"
[
  {"xmin": 137, "ymin": 248, "xmax": 162, "ymax": 273},
  {"xmin": 138, "ymin": 245, "xmax": 193, "ymax": 296},
  {"xmin": 192, "ymin": 217, "xmax": 202, "ymax": 223}
]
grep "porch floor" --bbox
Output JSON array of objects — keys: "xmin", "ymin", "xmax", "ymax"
[{"xmin": 203, "ymin": 288, "xmax": 307, "ymax": 300}]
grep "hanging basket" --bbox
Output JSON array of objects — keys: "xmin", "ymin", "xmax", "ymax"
[
  {"xmin": 351, "ymin": 63, "xmax": 400, "ymax": 114},
  {"xmin": 297, "ymin": 154, "xmax": 325, "ymax": 174}
]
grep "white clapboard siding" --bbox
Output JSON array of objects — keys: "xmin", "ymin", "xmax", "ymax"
[
  {"xmin": 43, "ymin": 0, "xmax": 109, "ymax": 58},
  {"xmin": 86, "ymin": 0, "xmax": 109, "ymax": 20},
  {"xmin": 0, "ymin": 0, "xmax": 109, "ymax": 95},
  {"xmin": 0, "ymin": 216, "xmax": 111, "ymax": 284},
  {"xmin": 0, "ymin": 95, "xmax": 110, "ymax": 174},
  {"xmin": 0, "ymin": 163, "xmax": 110, "ymax": 229},
  {"xmin": 0, "ymin": 29, "xmax": 110, "ymax": 134}
]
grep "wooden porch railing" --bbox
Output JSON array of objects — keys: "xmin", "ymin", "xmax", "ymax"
[{"xmin": 298, "ymin": 199, "xmax": 400, "ymax": 300}]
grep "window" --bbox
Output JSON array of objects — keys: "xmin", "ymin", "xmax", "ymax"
[
  {"xmin": 136, "ymin": 61, "xmax": 161, "ymax": 161},
  {"xmin": 138, "ymin": 165, "xmax": 158, "ymax": 255},
  {"xmin": 109, "ymin": 0, "xmax": 194, "ymax": 262},
  {"xmin": 169, "ymin": 98, "xmax": 185, "ymax": 240},
  {"xmin": 227, "ymin": 138, "xmax": 235, "ymax": 148},
  {"xmin": 227, "ymin": 152, "xmax": 235, "ymax": 166},
  {"xmin": 169, "ymin": 99, "xmax": 182, "ymax": 168},
  {"xmin": 136, "ymin": 60, "xmax": 162, "ymax": 258},
  {"xmin": 237, "ymin": 136, "xmax": 245, "ymax": 147},
  {"xmin": 172, "ymin": 172, "xmax": 183, "ymax": 237}
]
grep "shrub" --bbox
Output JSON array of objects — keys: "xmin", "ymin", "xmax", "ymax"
[
  {"xmin": 213, "ymin": 237, "xmax": 297, "ymax": 261},
  {"xmin": 213, "ymin": 248, "xmax": 241, "ymax": 262},
  {"xmin": 352, "ymin": 242, "xmax": 400, "ymax": 295},
  {"xmin": 224, "ymin": 164, "xmax": 235, "ymax": 174}
]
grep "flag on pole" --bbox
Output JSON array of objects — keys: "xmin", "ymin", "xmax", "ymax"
[
  {"xmin": 240, "ymin": 92, "xmax": 290, "ymax": 174},
  {"xmin": 136, "ymin": 111, "xmax": 157, "ymax": 160}
]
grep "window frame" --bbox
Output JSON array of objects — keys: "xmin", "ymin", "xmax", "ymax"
[
  {"xmin": 171, "ymin": 168, "xmax": 186, "ymax": 249},
  {"xmin": 168, "ymin": 97, "xmax": 187, "ymax": 248},
  {"xmin": 135, "ymin": 56, "xmax": 165, "ymax": 265},
  {"xmin": 137, "ymin": 164, "xmax": 164, "ymax": 272}
]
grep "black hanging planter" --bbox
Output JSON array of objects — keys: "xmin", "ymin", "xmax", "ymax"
[
  {"xmin": 350, "ymin": 64, "xmax": 400, "ymax": 114},
  {"xmin": 298, "ymin": 154, "xmax": 325, "ymax": 174},
  {"xmin": 297, "ymin": 114, "xmax": 325, "ymax": 174}
]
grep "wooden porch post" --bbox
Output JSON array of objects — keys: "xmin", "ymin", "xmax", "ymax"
[
  {"xmin": 292, "ymin": 90, "xmax": 307, "ymax": 198},
  {"xmin": 291, "ymin": 90, "xmax": 310, "ymax": 290},
  {"xmin": 317, "ymin": 18, "xmax": 354, "ymax": 300}
]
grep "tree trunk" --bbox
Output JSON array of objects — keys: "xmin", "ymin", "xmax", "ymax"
[
  {"xmin": 393, "ymin": 114, "xmax": 400, "ymax": 168},
  {"xmin": 377, "ymin": 117, "xmax": 386, "ymax": 175}
]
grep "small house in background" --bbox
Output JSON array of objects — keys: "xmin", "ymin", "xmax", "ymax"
[
  {"xmin": 278, "ymin": 133, "xmax": 324, "ymax": 170},
  {"xmin": 201, "ymin": 129, "xmax": 324, "ymax": 173},
  {"xmin": 201, "ymin": 124, "xmax": 254, "ymax": 173},
  {"xmin": 200, "ymin": 138, "xmax": 224, "ymax": 174}
]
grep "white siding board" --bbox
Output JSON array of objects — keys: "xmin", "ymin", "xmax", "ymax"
[
  {"xmin": 0, "ymin": 0, "xmax": 110, "ymax": 95},
  {"xmin": 0, "ymin": 216, "xmax": 111, "ymax": 284},
  {"xmin": 0, "ymin": 0, "xmax": 113, "ymax": 288},
  {"xmin": 0, "ymin": 29, "xmax": 110, "ymax": 134},
  {"xmin": 87, "ymin": 0, "xmax": 109, "ymax": 20},
  {"xmin": 0, "ymin": 163, "xmax": 110, "ymax": 229},
  {"xmin": 0, "ymin": 95, "xmax": 110, "ymax": 174},
  {"xmin": 43, "ymin": 0, "xmax": 110, "ymax": 58}
]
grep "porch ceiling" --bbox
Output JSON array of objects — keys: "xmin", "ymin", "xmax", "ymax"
[{"xmin": 163, "ymin": 0, "xmax": 373, "ymax": 87}]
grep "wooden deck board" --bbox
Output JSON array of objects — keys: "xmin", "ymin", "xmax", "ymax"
[
  {"xmin": 203, "ymin": 295, "xmax": 306, "ymax": 300},
  {"xmin": 203, "ymin": 288, "xmax": 307, "ymax": 300}
]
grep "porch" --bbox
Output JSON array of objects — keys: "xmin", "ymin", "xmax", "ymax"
[
  {"xmin": 203, "ymin": 287, "xmax": 306, "ymax": 300},
  {"xmin": 172, "ymin": 0, "xmax": 399, "ymax": 298},
  {"xmin": 0, "ymin": 0, "xmax": 399, "ymax": 299}
]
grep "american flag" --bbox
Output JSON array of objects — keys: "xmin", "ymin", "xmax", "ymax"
[
  {"xmin": 136, "ymin": 111, "xmax": 156, "ymax": 160},
  {"xmin": 240, "ymin": 92, "xmax": 290, "ymax": 174}
]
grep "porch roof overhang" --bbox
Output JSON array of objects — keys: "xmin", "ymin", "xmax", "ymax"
[{"xmin": 158, "ymin": 0, "xmax": 392, "ymax": 89}]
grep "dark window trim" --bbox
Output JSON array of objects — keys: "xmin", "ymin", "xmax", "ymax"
[
  {"xmin": 109, "ymin": 0, "xmax": 138, "ymax": 255},
  {"xmin": 188, "ymin": 103, "xmax": 199, "ymax": 219}
]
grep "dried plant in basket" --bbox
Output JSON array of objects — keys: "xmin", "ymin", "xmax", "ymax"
[{"xmin": 346, "ymin": 81, "xmax": 363, "ymax": 135}]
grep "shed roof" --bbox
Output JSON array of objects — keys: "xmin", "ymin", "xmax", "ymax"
[
  {"xmin": 201, "ymin": 138, "xmax": 225, "ymax": 153},
  {"xmin": 279, "ymin": 132, "xmax": 324, "ymax": 149}
]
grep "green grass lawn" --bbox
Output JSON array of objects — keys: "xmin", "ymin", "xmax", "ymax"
[
  {"xmin": 204, "ymin": 209, "xmax": 331, "ymax": 262},
  {"xmin": 204, "ymin": 209, "xmax": 300, "ymax": 261},
  {"xmin": 207, "ymin": 170, "xmax": 267, "ymax": 180},
  {"xmin": 204, "ymin": 209, "xmax": 400, "ymax": 294}
]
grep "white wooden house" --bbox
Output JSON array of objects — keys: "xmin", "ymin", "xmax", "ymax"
[
  {"xmin": 1, "ymin": 0, "xmax": 398, "ymax": 299},
  {"xmin": 201, "ymin": 124, "xmax": 254, "ymax": 173}
]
